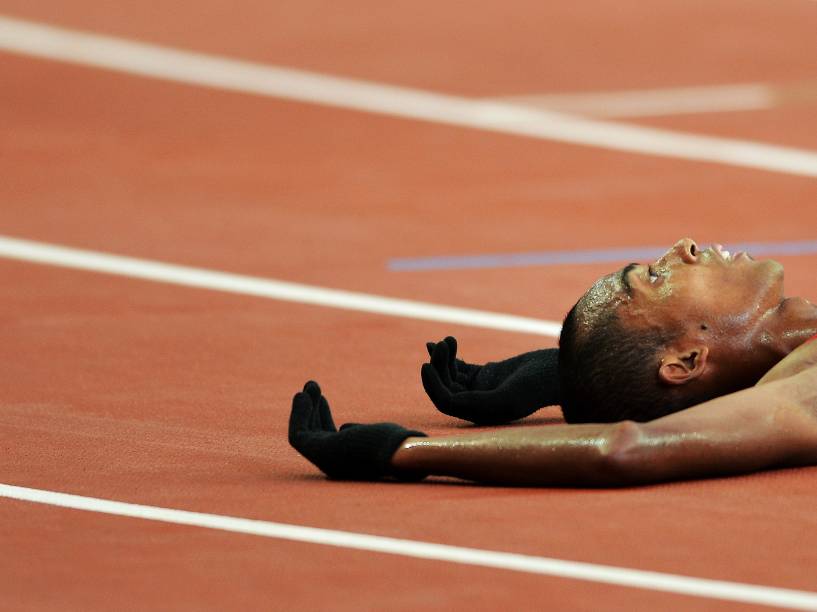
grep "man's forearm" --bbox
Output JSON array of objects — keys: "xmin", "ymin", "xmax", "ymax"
[
  {"xmin": 393, "ymin": 374, "xmax": 817, "ymax": 487},
  {"xmin": 390, "ymin": 421, "xmax": 639, "ymax": 486}
]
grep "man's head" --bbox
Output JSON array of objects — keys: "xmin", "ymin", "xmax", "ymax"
[{"xmin": 559, "ymin": 238, "xmax": 815, "ymax": 423}]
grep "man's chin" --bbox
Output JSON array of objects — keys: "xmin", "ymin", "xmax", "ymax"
[
  {"xmin": 757, "ymin": 259, "xmax": 785, "ymax": 291},
  {"xmin": 762, "ymin": 258, "xmax": 784, "ymax": 275}
]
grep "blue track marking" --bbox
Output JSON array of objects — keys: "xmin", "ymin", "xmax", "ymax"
[{"xmin": 388, "ymin": 240, "xmax": 817, "ymax": 272}]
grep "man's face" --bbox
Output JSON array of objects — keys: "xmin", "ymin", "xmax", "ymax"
[
  {"xmin": 579, "ymin": 238, "xmax": 785, "ymax": 340},
  {"xmin": 569, "ymin": 237, "xmax": 817, "ymax": 407},
  {"xmin": 576, "ymin": 237, "xmax": 805, "ymax": 389},
  {"xmin": 616, "ymin": 238, "xmax": 785, "ymax": 340}
]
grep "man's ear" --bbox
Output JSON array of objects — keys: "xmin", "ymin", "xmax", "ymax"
[{"xmin": 658, "ymin": 346, "xmax": 710, "ymax": 386}]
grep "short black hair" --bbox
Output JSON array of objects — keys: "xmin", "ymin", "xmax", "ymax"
[{"xmin": 558, "ymin": 298, "xmax": 711, "ymax": 424}]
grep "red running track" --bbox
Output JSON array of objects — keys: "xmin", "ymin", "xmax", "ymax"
[{"xmin": 2, "ymin": 1, "xmax": 817, "ymax": 610}]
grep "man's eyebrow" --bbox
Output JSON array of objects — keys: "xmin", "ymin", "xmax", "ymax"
[{"xmin": 619, "ymin": 262, "xmax": 639, "ymax": 296}]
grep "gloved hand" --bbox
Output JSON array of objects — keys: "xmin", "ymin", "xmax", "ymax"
[
  {"xmin": 421, "ymin": 336, "xmax": 559, "ymax": 425},
  {"xmin": 288, "ymin": 381, "xmax": 427, "ymax": 481}
]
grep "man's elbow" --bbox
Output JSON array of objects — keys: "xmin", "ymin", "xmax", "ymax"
[{"xmin": 598, "ymin": 420, "xmax": 647, "ymax": 486}]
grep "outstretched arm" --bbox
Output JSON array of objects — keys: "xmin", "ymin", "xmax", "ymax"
[
  {"xmin": 393, "ymin": 367, "xmax": 817, "ymax": 486},
  {"xmin": 421, "ymin": 336, "xmax": 559, "ymax": 425}
]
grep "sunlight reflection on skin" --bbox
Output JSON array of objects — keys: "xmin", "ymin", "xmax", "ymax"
[{"xmin": 574, "ymin": 271, "xmax": 628, "ymax": 335}]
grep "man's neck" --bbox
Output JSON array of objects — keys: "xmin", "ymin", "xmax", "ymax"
[{"xmin": 772, "ymin": 297, "xmax": 817, "ymax": 354}]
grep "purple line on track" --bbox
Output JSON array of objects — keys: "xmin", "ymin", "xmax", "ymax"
[{"xmin": 388, "ymin": 240, "xmax": 817, "ymax": 271}]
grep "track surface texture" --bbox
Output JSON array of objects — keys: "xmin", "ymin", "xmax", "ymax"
[{"xmin": 3, "ymin": 1, "xmax": 817, "ymax": 610}]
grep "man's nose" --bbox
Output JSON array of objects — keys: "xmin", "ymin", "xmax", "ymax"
[{"xmin": 658, "ymin": 238, "xmax": 698, "ymax": 266}]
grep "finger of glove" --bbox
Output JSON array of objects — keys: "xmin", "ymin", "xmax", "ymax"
[
  {"xmin": 421, "ymin": 363, "xmax": 455, "ymax": 413},
  {"xmin": 303, "ymin": 380, "xmax": 322, "ymax": 404},
  {"xmin": 289, "ymin": 391, "xmax": 315, "ymax": 446},
  {"xmin": 317, "ymin": 395, "xmax": 337, "ymax": 432},
  {"xmin": 430, "ymin": 341, "xmax": 454, "ymax": 386},
  {"xmin": 443, "ymin": 336, "xmax": 459, "ymax": 379},
  {"xmin": 301, "ymin": 381, "xmax": 324, "ymax": 429},
  {"xmin": 339, "ymin": 422, "xmax": 361, "ymax": 431},
  {"xmin": 444, "ymin": 336, "xmax": 458, "ymax": 359},
  {"xmin": 445, "ymin": 337, "xmax": 482, "ymax": 384},
  {"xmin": 426, "ymin": 342, "xmax": 436, "ymax": 359}
]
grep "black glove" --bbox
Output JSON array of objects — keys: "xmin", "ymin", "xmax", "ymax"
[
  {"xmin": 288, "ymin": 381, "xmax": 427, "ymax": 481},
  {"xmin": 421, "ymin": 336, "xmax": 559, "ymax": 425}
]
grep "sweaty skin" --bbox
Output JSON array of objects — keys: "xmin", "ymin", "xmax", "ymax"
[
  {"xmin": 579, "ymin": 238, "xmax": 817, "ymax": 396},
  {"xmin": 391, "ymin": 363, "xmax": 817, "ymax": 486},
  {"xmin": 390, "ymin": 239, "xmax": 817, "ymax": 486}
]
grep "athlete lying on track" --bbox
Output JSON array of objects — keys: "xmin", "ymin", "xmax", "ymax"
[{"xmin": 289, "ymin": 238, "xmax": 817, "ymax": 486}]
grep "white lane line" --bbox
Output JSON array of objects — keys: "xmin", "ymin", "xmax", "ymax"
[
  {"xmin": 495, "ymin": 83, "xmax": 776, "ymax": 118},
  {"xmin": 3, "ymin": 483, "xmax": 817, "ymax": 610},
  {"xmin": 0, "ymin": 235, "xmax": 562, "ymax": 337},
  {"xmin": 1, "ymin": 16, "xmax": 817, "ymax": 178}
]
